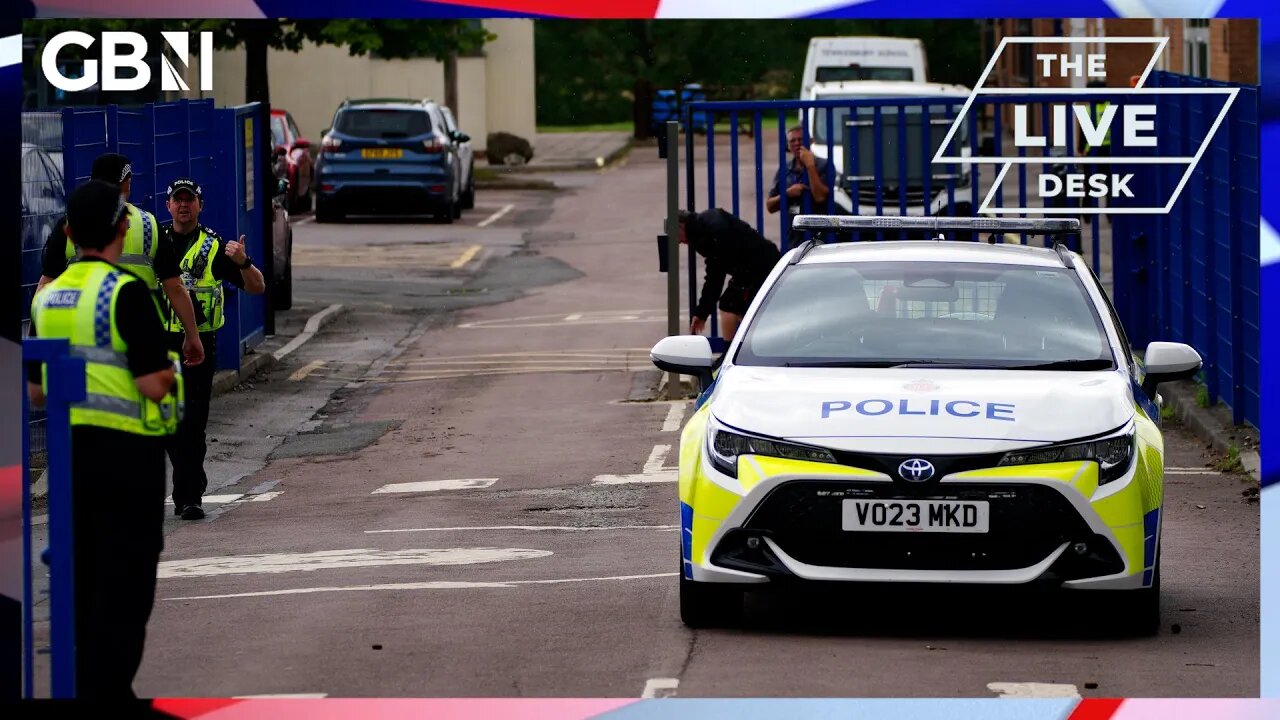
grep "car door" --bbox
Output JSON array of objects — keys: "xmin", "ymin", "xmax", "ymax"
[
  {"xmin": 285, "ymin": 111, "xmax": 313, "ymax": 195},
  {"xmin": 441, "ymin": 106, "xmax": 472, "ymax": 190},
  {"xmin": 429, "ymin": 106, "xmax": 461, "ymax": 198}
]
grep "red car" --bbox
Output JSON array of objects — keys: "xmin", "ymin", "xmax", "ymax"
[{"xmin": 270, "ymin": 108, "xmax": 315, "ymax": 213}]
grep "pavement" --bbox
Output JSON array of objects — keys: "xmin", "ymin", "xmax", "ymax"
[{"xmin": 486, "ymin": 131, "xmax": 634, "ymax": 173}]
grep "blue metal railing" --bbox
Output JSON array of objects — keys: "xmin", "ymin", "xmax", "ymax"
[
  {"xmin": 677, "ymin": 78, "xmax": 1258, "ymax": 430},
  {"xmin": 26, "ymin": 98, "xmax": 268, "ymax": 373},
  {"xmin": 1112, "ymin": 72, "xmax": 1259, "ymax": 427},
  {"xmin": 22, "ymin": 338, "xmax": 84, "ymax": 698}
]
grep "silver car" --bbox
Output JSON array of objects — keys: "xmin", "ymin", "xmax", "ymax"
[{"xmin": 440, "ymin": 105, "xmax": 474, "ymax": 211}]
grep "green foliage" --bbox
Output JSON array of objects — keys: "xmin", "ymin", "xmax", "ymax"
[
  {"xmin": 534, "ymin": 19, "xmax": 985, "ymax": 126},
  {"xmin": 1215, "ymin": 445, "xmax": 1243, "ymax": 474}
]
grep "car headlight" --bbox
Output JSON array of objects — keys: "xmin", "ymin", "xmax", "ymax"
[
  {"xmin": 707, "ymin": 417, "xmax": 837, "ymax": 478},
  {"xmin": 998, "ymin": 425, "xmax": 1136, "ymax": 485}
]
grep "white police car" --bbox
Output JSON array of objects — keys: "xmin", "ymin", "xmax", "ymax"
[{"xmin": 651, "ymin": 216, "xmax": 1202, "ymax": 635}]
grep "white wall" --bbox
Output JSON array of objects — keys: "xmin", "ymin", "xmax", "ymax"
[{"xmin": 199, "ymin": 19, "xmax": 539, "ymax": 153}]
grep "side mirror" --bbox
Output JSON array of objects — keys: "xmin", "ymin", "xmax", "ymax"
[
  {"xmin": 651, "ymin": 335, "xmax": 714, "ymax": 388},
  {"xmin": 1141, "ymin": 341, "xmax": 1202, "ymax": 399},
  {"xmin": 456, "ymin": 132, "xmax": 470, "ymax": 144},
  {"xmin": 294, "ymin": 138, "xmax": 311, "ymax": 150}
]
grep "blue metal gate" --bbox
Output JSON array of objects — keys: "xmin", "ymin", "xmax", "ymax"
[
  {"xmin": 1112, "ymin": 72, "xmax": 1260, "ymax": 427},
  {"xmin": 678, "ymin": 76, "xmax": 1258, "ymax": 428},
  {"xmin": 36, "ymin": 98, "xmax": 267, "ymax": 372}
]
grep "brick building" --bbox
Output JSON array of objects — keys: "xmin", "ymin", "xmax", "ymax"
[
  {"xmin": 981, "ymin": 18, "xmax": 1258, "ymax": 88},
  {"xmin": 978, "ymin": 19, "xmax": 1257, "ymax": 134}
]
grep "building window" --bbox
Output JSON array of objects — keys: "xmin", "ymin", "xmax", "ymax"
[{"xmin": 1184, "ymin": 20, "xmax": 1210, "ymax": 78}]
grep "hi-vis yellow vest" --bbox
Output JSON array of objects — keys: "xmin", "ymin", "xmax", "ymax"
[
  {"xmin": 66, "ymin": 203, "xmax": 160, "ymax": 289},
  {"xmin": 31, "ymin": 261, "xmax": 183, "ymax": 436},
  {"xmin": 166, "ymin": 228, "xmax": 224, "ymax": 333}
]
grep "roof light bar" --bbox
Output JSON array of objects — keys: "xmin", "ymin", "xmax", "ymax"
[{"xmin": 792, "ymin": 215, "xmax": 1082, "ymax": 235}]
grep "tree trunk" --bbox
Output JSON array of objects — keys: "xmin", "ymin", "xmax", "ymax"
[
  {"xmin": 632, "ymin": 79, "xmax": 653, "ymax": 140},
  {"xmin": 444, "ymin": 51, "xmax": 458, "ymax": 117},
  {"xmin": 244, "ymin": 26, "xmax": 270, "ymax": 107}
]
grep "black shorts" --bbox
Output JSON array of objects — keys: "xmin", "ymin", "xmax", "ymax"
[{"xmin": 718, "ymin": 276, "xmax": 765, "ymax": 316}]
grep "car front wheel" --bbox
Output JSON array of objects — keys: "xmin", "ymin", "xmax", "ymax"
[{"xmin": 679, "ymin": 555, "xmax": 743, "ymax": 629}]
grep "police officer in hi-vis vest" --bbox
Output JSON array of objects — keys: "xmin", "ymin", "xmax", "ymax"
[
  {"xmin": 39, "ymin": 152, "xmax": 206, "ymax": 369},
  {"xmin": 27, "ymin": 180, "xmax": 184, "ymax": 698},
  {"xmin": 161, "ymin": 177, "xmax": 266, "ymax": 520}
]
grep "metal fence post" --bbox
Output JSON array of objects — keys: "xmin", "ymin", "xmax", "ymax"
[
  {"xmin": 23, "ymin": 338, "xmax": 86, "ymax": 698},
  {"xmin": 665, "ymin": 120, "xmax": 681, "ymax": 400}
]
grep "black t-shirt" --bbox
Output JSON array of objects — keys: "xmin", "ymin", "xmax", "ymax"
[
  {"xmin": 685, "ymin": 208, "xmax": 782, "ymax": 319},
  {"xmin": 41, "ymin": 211, "xmax": 180, "ymax": 282},
  {"xmin": 161, "ymin": 223, "xmax": 247, "ymax": 290},
  {"xmin": 26, "ymin": 259, "xmax": 173, "ymax": 382}
]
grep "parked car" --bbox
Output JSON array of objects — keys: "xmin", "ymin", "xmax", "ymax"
[
  {"xmin": 439, "ymin": 105, "xmax": 475, "ymax": 210},
  {"xmin": 270, "ymin": 108, "xmax": 315, "ymax": 213},
  {"xmin": 314, "ymin": 98, "xmax": 464, "ymax": 223},
  {"xmin": 21, "ymin": 142, "xmax": 65, "ymax": 314}
]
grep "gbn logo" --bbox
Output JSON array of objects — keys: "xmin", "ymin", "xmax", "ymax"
[{"xmin": 42, "ymin": 31, "xmax": 213, "ymax": 93}]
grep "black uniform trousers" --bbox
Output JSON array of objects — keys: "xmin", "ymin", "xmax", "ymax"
[
  {"xmin": 165, "ymin": 331, "xmax": 217, "ymax": 510},
  {"xmin": 70, "ymin": 426, "xmax": 167, "ymax": 698}
]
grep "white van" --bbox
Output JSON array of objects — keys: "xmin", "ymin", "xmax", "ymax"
[
  {"xmin": 804, "ymin": 79, "xmax": 973, "ymax": 217},
  {"xmin": 800, "ymin": 36, "xmax": 928, "ymax": 100}
]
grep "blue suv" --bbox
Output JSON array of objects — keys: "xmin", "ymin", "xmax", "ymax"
[{"xmin": 315, "ymin": 98, "xmax": 467, "ymax": 223}]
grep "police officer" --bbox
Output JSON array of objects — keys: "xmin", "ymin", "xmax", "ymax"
[
  {"xmin": 39, "ymin": 152, "xmax": 206, "ymax": 368},
  {"xmin": 27, "ymin": 180, "xmax": 183, "ymax": 698},
  {"xmin": 161, "ymin": 177, "xmax": 266, "ymax": 520}
]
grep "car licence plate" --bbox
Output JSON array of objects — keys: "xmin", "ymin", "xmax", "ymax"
[
  {"xmin": 361, "ymin": 148, "xmax": 404, "ymax": 159},
  {"xmin": 841, "ymin": 499, "xmax": 989, "ymax": 533}
]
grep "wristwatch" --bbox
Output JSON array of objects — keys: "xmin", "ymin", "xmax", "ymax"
[{"xmin": 237, "ymin": 254, "xmax": 253, "ymax": 269}]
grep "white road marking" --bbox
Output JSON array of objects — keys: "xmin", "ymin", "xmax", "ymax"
[
  {"xmin": 293, "ymin": 216, "xmax": 314, "ymax": 226},
  {"xmin": 371, "ymin": 478, "xmax": 498, "ymax": 494},
  {"xmin": 366, "ymin": 525, "xmax": 679, "ymax": 535},
  {"xmin": 662, "ymin": 402, "xmax": 688, "ymax": 432},
  {"xmin": 987, "ymin": 682, "xmax": 1081, "ymax": 698},
  {"xmin": 234, "ymin": 693, "xmax": 328, "ymax": 699},
  {"xmin": 245, "ymin": 491, "xmax": 283, "ymax": 502},
  {"xmin": 31, "ymin": 515, "xmax": 47, "ymax": 526},
  {"xmin": 449, "ymin": 244, "xmax": 483, "ymax": 269},
  {"xmin": 593, "ymin": 444, "xmax": 678, "ymax": 485},
  {"xmin": 641, "ymin": 677, "xmax": 680, "ymax": 698},
  {"xmin": 1166, "ymin": 467, "xmax": 1223, "ymax": 475},
  {"xmin": 273, "ymin": 304, "xmax": 344, "ymax": 361},
  {"xmin": 165, "ymin": 493, "xmax": 245, "ymax": 506},
  {"xmin": 564, "ymin": 313, "xmax": 583, "ymax": 322},
  {"xmin": 592, "ymin": 471, "xmax": 678, "ymax": 485},
  {"xmin": 158, "ymin": 547, "xmax": 551, "ymax": 579},
  {"xmin": 477, "ymin": 203, "xmax": 514, "ymax": 228},
  {"xmin": 643, "ymin": 445, "xmax": 671, "ymax": 474},
  {"xmin": 288, "ymin": 360, "xmax": 326, "ymax": 381},
  {"xmin": 458, "ymin": 311, "xmax": 664, "ymax": 329},
  {"xmin": 164, "ymin": 572, "xmax": 675, "ymax": 601}
]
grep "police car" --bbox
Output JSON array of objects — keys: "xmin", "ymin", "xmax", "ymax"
[{"xmin": 651, "ymin": 216, "xmax": 1202, "ymax": 635}]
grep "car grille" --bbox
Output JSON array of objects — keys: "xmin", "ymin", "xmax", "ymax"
[{"xmin": 713, "ymin": 480, "xmax": 1121, "ymax": 576}]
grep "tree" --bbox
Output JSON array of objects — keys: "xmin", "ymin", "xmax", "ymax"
[
  {"xmin": 535, "ymin": 20, "xmax": 985, "ymax": 134},
  {"xmin": 26, "ymin": 20, "xmax": 493, "ymax": 113}
]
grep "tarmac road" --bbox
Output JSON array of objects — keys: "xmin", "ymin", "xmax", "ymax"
[{"xmin": 34, "ymin": 142, "xmax": 1256, "ymax": 699}]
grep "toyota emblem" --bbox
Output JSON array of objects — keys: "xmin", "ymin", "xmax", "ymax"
[{"xmin": 898, "ymin": 458, "xmax": 935, "ymax": 482}]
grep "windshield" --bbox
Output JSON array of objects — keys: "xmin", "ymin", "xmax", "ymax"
[
  {"xmin": 736, "ymin": 261, "xmax": 1115, "ymax": 370},
  {"xmin": 811, "ymin": 102, "xmax": 969, "ymax": 185},
  {"xmin": 335, "ymin": 108, "xmax": 432, "ymax": 139},
  {"xmin": 816, "ymin": 66, "xmax": 915, "ymax": 83}
]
